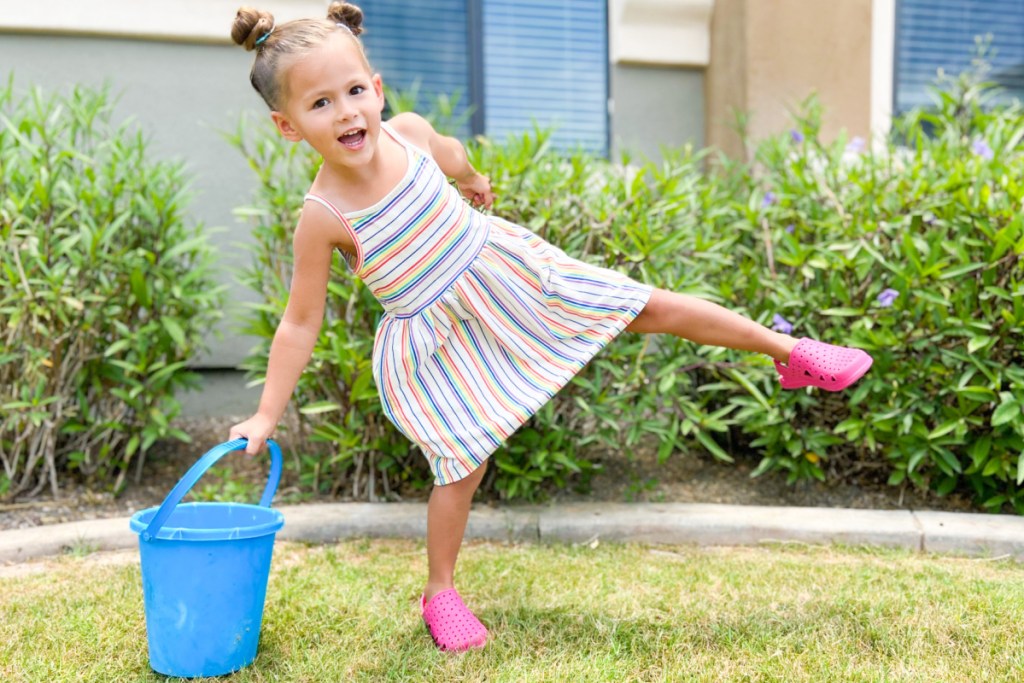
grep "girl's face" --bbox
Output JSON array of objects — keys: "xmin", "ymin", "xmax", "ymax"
[{"xmin": 271, "ymin": 32, "xmax": 385, "ymax": 171}]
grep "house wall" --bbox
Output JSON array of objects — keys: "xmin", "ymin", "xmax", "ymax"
[
  {"xmin": 1, "ymin": 33, "xmax": 266, "ymax": 370},
  {"xmin": 610, "ymin": 65, "xmax": 705, "ymax": 160},
  {"xmin": 707, "ymin": 0, "xmax": 879, "ymax": 160},
  {"xmin": 608, "ymin": 0, "xmax": 713, "ymax": 158}
]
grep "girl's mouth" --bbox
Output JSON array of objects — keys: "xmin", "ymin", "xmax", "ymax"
[{"xmin": 339, "ymin": 129, "xmax": 366, "ymax": 149}]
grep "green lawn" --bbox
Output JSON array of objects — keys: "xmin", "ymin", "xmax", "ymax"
[{"xmin": 2, "ymin": 539, "xmax": 1023, "ymax": 682}]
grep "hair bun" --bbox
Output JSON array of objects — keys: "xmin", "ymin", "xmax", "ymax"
[
  {"xmin": 231, "ymin": 6, "xmax": 275, "ymax": 51},
  {"xmin": 327, "ymin": 2, "xmax": 365, "ymax": 36}
]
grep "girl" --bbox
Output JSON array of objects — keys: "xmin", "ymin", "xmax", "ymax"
[{"xmin": 228, "ymin": 3, "xmax": 873, "ymax": 653}]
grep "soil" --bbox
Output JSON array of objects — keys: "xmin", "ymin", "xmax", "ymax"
[{"xmin": 0, "ymin": 417, "xmax": 980, "ymax": 532}]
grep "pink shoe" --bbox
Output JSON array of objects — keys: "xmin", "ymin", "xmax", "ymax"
[
  {"xmin": 774, "ymin": 338, "xmax": 873, "ymax": 391},
  {"xmin": 421, "ymin": 589, "xmax": 488, "ymax": 652}
]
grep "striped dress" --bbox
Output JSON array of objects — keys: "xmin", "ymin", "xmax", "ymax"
[{"xmin": 305, "ymin": 124, "xmax": 652, "ymax": 485}]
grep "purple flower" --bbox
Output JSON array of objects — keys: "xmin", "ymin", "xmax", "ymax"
[
  {"xmin": 790, "ymin": 129, "xmax": 804, "ymax": 144},
  {"xmin": 762, "ymin": 192, "xmax": 777, "ymax": 208},
  {"xmin": 876, "ymin": 288, "xmax": 899, "ymax": 308},
  {"xmin": 771, "ymin": 313, "xmax": 793, "ymax": 334},
  {"xmin": 972, "ymin": 138, "xmax": 994, "ymax": 160},
  {"xmin": 846, "ymin": 136, "xmax": 866, "ymax": 154},
  {"xmin": 785, "ymin": 224, "xmax": 795, "ymax": 234}
]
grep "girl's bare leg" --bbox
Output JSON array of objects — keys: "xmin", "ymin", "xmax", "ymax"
[
  {"xmin": 424, "ymin": 460, "xmax": 487, "ymax": 603},
  {"xmin": 626, "ymin": 288, "xmax": 798, "ymax": 362}
]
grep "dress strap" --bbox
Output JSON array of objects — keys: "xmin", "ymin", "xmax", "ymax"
[
  {"xmin": 381, "ymin": 121, "xmax": 433, "ymax": 161},
  {"xmin": 303, "ymin": 193, "xmax": 364, "ymax": 274}
]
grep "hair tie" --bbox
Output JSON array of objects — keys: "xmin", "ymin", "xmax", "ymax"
[{"xmin": 255, "ymin": 26, "xmax": 274, "ymax": 46}]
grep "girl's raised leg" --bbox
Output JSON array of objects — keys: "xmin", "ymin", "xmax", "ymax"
[
  {"xmin": 626, "ymin": 288, "xmax": 873, "ymax": 391},
  {"xmin": 626, "ymin": 289, "xmax": 797, "ymax": 360}
]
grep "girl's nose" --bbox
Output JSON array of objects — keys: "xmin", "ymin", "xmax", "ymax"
[{"xmin": 336, "ymin": 100, "xmax": 356, "ymax": 122}]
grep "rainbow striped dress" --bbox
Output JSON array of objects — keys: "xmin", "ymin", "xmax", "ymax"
[{"xmin": 305, "ymin": 124, "xmax": 652, "ymax": 484}]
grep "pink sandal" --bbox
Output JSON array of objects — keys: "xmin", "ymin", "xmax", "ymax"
[
  {"xmin": 421, "ymin": 589, "xmax": 488, "ymax": 652},
  {"xmin": 774, "ymin": 338, "xmax": 873, "ymax": 391}
]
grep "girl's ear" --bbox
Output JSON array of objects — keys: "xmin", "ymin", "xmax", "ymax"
[
  {"xmin": 270, "ymin": 111, "xmax": 303, "ymax": 142},
  {"xmin": 373, "ymin": 73, "xmax": 385, "ymax": 111}
]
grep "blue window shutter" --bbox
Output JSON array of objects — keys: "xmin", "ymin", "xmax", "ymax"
[
  {"xmin": 357, "ymin": 0, "xmax": 472, "ymax": 126},
  {"xmin": 483, "ymin": 0, "xmax": 609, "ymax": 154},
  {"xmin": 895, "ymin": 0, "xmax": 1024, "ymax": 113}
]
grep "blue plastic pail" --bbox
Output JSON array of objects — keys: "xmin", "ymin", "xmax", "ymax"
[{"xmin": 129, "ymin": 438, "xmax": 285, "ymax": 678}]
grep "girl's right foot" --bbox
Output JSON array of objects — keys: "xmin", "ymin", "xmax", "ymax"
[
  {"xmin": 421, "ymin": 589, "xmax": 488, "ymax": 652},
  {"xmin": 774, "ymin": 338, "xmax": 873, "ymax": 391}
]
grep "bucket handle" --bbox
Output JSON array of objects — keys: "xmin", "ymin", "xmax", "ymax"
[{"xmin": 142, "ymin": 438, "xmax": 283, "ymax": 542}]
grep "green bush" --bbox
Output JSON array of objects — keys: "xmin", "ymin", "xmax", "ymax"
[
  {"xmin": 0, "ymin": 82, "xmax": 223, "ymax": 499},
  {"xmin": 726, "ymin": 74, "xmax": 1024, "ymax": 511},
  {"xmin": 235, "ymin": 75, "xmax": 1024, "ymax": 510}
]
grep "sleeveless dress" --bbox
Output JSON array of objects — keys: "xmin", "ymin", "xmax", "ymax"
[{"xmin": 305, "ymin": 124, "xmax": 652, "ymax": 485}]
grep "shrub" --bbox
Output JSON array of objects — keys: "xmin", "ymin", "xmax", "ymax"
[
  {"xmin": 727, "ymin": 74, "xmax": 1024, "ymax": 511},
  {"xmin": 234, "ymin": 75, "xmax": 1024, "ymax": 510},
  {"xmin": 0, "ymin": 82, "xmax": 223, "ymax": 499}
]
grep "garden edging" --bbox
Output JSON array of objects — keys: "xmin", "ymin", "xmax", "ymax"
[{"xmin": 2, "ymin": 502, "xmax": 1023, "ymax": 564}]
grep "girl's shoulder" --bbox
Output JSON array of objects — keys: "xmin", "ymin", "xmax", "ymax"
[{"xmin": 387, "ymin": 112, "xmax": 435, "ymax": 154}]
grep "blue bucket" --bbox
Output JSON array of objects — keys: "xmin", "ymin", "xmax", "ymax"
[{"xmin": 129, "ymin": 438, "xmax": 285, "ymax": 678}]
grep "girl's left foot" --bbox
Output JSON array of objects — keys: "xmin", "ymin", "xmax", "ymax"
[
  {"xmin": 774, "ymin": 338, "xmax": 873, "ymax": 391},
  {"xmin": 421, "ymin": 589, "xmax": 488, "ymax": 652}
]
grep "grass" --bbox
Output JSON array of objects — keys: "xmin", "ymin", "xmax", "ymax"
[{"xmin": 2, "ymin": 539, "xmax": 1023, "ymax": 682}]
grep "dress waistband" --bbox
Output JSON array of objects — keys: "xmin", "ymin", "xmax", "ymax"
[{"xmin": 375, "ymin": 220, "xmax": 491, "ymax": 320}]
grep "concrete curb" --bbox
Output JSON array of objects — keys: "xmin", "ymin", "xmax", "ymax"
[{"xmin": 2, "ymin": 502, "xmax": 1023, "ymax": 564}]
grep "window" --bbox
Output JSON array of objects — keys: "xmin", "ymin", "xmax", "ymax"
[
  {"xmin": 894, "ymin": 0, "xmax": 1024, "ymax": 113},
  {"xmin": 359, "ymin": 0, "xmax": 473, "ymax": 123},
  {"xmin": 483, "ymin": 0, "xmax": 608, "ymax": 153},
  {"xmin": 359, "ymin": 0, "xmax": 609, "ymax": 154}
]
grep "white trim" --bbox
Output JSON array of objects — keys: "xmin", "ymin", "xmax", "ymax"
[
  {"xmin": 609, "ymin": 0, "xmax": 714, "ymax": 67},
  {"xmin": 870, "ymin": 0, "xmax": 896, "ymax": 135},
  {"xmin": 0, "ymin": 0, "xmax": 329, "ymax": 43}
]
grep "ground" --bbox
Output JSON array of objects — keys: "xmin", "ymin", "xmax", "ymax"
[{"xmin": 0, "ymin": 417, "xmax": 978, "ymax": 531}]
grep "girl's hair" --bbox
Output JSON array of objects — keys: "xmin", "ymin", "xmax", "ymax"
[{"xmin": 231, "ymin": 2, "xmax": 369, "ymax": 110}]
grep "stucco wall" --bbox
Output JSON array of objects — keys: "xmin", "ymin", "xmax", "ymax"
[
  {"xmin": 2, "ymin": 33, "xmax": 269, "ymax": 373},
  {"xmin": 708, "ymin": 0, "xmax": 875, "ymax": 159},
  {"xmin": 610, "ymin": 64, "xmax": 705, "ymax": 160}
]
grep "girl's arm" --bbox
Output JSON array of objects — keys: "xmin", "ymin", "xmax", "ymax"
[
  {"xmin": 390, "ymin": 112, "xmax": 494, "ymax": 209},
  {"xmin": 229, "ymin": 205, "xmax": 340, "ymax": 455}
]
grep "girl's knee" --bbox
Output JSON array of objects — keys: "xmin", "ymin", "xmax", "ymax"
[
  {"xmin": 441, "ymin": 459, "xmax": 487, "ymax": 491},
  {"xmin": 627, "ymin": 288, "xmax": 669, "ymax": 333}
]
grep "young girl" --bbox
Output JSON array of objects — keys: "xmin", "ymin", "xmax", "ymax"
[{"xmin": 228, "ymin": 3, "xmax": 873, "ymax": 653}]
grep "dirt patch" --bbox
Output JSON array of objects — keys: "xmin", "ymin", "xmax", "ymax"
[
  {"xmin": 552, "ymin": 444, "xmax": 977, "ymax": 513},
  {"xmin": 0, "ymin": 416, "xmax": 978, "ymax": 532}
]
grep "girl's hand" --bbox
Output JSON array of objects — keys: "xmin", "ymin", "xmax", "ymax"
[
  {"xmin": 456, "ymin": 172, "xmax": 494, "ymax": 210},
  {"xmin": 229, "ymin": 414, "xmax": 277, "ymax": 456}
]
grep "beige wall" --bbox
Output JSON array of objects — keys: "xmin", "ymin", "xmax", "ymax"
[{"xmin": 708, "ymin": 0, "xmax": 875, "ymax": 160}]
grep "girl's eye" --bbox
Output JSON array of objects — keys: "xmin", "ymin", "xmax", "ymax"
[
  {"xmin": 350, "ymin": 86, "xmax": 365, "ymax": 96},
  {"xmin": 312, "ymin": 97, "xmax": 329, "ymax": 109}
]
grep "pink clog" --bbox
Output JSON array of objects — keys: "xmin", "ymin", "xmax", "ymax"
[
  {"xmin": 774, "ymin": 338, "xmax": 873, "ymax": 391},
  {"xmin": 421, "ymin": 589, "xmax": 488, "ymax": 652}
]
